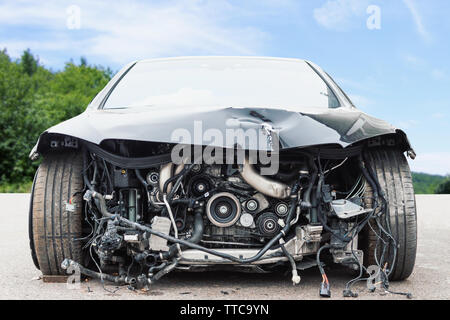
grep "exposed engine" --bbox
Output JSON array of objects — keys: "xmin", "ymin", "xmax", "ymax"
[{"xmin": 58, "ymin": 138, "xmax": 397, "ymax": 296}]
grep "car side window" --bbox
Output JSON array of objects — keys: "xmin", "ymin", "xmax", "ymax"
[{"xmin": 328, "ymin": 87, "xmax": 340, "ymax": 109}]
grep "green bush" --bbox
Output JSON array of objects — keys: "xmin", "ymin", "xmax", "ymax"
[
  {"xmin": 436, "ymin": 178, "xmax": 450, "ymax": 194},
  {"xmin": 0, "ymin": 181, "xmax": 33, "ymax": 193},
  {"xmin": 411, "ymin": 172, "xmax": 446, "ymax": 194},
  {"xmin": 0, "ymin": 49, "xmax": 112, "ymax": 191}
]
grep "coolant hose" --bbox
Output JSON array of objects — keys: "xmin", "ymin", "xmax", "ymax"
[
  {"xmin": 162, "ymin": 207, "xmax": 204, "ymax": 259},
  {"xmin": 135, "ymin": 169, "xmax": 149, "ymax": 189},
  {"xmin": 302, "ymin": 152, "xmax": 318, "ymax": 207},
  {"xmin": 87, "ymin": 191, "xmax": 114, "ymax": 218},
  {"xmin": 189, "ymin": 209, "xmax": 205, "ymax": 244}
]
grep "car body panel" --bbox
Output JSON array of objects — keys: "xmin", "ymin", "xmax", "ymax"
[
  {"xmin": 30, "ymin": 57, "xmax": 413, "ymax": 156},
  {"xmin": 32, "ymin": 105, "xmax": 407, "ymax": 153}
]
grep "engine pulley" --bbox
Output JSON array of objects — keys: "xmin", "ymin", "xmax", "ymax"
[
  {"xmin": 206, "ymin": 192, "xmax": 241, "ymax": 228},
  {"xmin": 188, "ymin": 175, "xmax": 212, "ymax": 197},
  {"xmin": 275, "ymin": 202, "xmax": 289, "ymax": 217},
  {"xmin": 256, "ymin": 212, "xmax": 280, "ymax": 237}
]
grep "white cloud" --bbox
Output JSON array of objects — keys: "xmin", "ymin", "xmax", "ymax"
[
  {"xmin": 313, "ymin": 0, "xmax": 369, "ymax": 30},
  {"xmin": 0, "ymin": 1, "xmax": 63, "ymax": 26},
  {"xmin": 409, "ymin": 152, "xmax": 450, "ymax": 176},
  {"xmin": 402, "ymin": 0, "xmax": 431, "ymax": 42},
  {"xmin": 0, "ymin": 0, "xmax": 269, "ymax": 65}
]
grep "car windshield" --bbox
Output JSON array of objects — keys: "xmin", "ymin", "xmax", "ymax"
[{"xmin": 102, "ymin": 58, "xmax": 341, "ymax": 110}]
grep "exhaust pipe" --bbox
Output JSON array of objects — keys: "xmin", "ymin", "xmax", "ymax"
[
  {"xmin": 159, "ymin": 163, "xmax": 184, "ymax": 194},
  {"xmin": 161, "ymin": 156, "xmax": 291, "ymax": 199},
  {"xmin": 240, "ymin": 155, "xmax": 291, "ymax": 199}
]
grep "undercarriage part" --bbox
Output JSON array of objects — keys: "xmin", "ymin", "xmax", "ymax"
[
  {"xmin": 159, "ymin": 221, "xmax": 321, "ymax": 266},
  {"xmin": 176, "ymin": 224, "xmax": 320, "ymax": 265},
  {"xmin": 61, "ymin": 259, "xmax": 137, "ymax": 286},
  {"xmin": 174, "ymin": 264, "xmax": 270, "ymax": 273},
  {"xmin": 151, "ymin": 259, "xmax": 179, "ymax": 282}
]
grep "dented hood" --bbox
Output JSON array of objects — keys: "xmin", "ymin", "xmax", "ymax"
[{"xmin": 33, "ymin": 105, "xmax": 409, "ymax": 155}]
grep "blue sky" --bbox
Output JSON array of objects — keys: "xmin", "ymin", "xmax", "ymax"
[{"xmin": 1, "ymin": 0, "xmax": 449, "ymax": 174}]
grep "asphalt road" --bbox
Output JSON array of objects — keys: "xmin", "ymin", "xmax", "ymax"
[{"xmin": 0, "ymin": 194, "xmax": 449, "ymax": 300}]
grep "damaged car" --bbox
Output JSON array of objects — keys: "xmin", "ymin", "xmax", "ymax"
[{"xmin": 28, "ymin": 57, "xmax": 417, "ymax": 297}]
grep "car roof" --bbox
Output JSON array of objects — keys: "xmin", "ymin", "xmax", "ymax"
[{"xmin": 136, "ymin": 56, "xmax": 309, "ymax": 65}]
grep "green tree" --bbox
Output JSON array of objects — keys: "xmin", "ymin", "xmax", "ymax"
[
  {"xmin": 0, "ymin": 49, "xmax": 38, "ymax": 183},
  {"xmin": 0, "ymin": 49, "xmax": 112, "ymax": 189},
  {"xmin": 411, "ymin": 172, "xmax": 446, "ymax": 194},
  {"xmin": 436, "ymin": 178, "xmax": 450, "ymax": 194},
  {"xmin": 20, "ymin": 49, "xmax": 39, "ymax": 76}
]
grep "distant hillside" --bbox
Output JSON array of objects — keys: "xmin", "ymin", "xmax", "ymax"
[{"xmin": 412, "ymin": 172, "xmax": 448, "ymax": 194}]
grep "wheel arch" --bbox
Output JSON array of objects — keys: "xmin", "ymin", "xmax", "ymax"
[
  {"xmin": 30, "ymin": 132, "xmax": 82, "ymax": 161},
  {"xmin": 361, "ymin": 129, "xmax": 415, "ymax": 158}
]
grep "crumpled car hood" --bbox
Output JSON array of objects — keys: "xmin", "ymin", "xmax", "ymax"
[{"xmin": 33, "ymin": 105, "xmax": 409, "ymax": 155}]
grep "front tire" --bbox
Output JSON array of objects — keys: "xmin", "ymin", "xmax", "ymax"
[
  {"xmin": 361, "ymin": 147, "xmax": 417, "ymax": 281},
  {"xmin": 30, "ymin": 152, "xmax": 84, "ymax": 275}
]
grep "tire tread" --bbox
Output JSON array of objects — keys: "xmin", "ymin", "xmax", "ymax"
[{"xmin": 31, "ymin": 152, "xmax": 84, "ymax": 275}]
